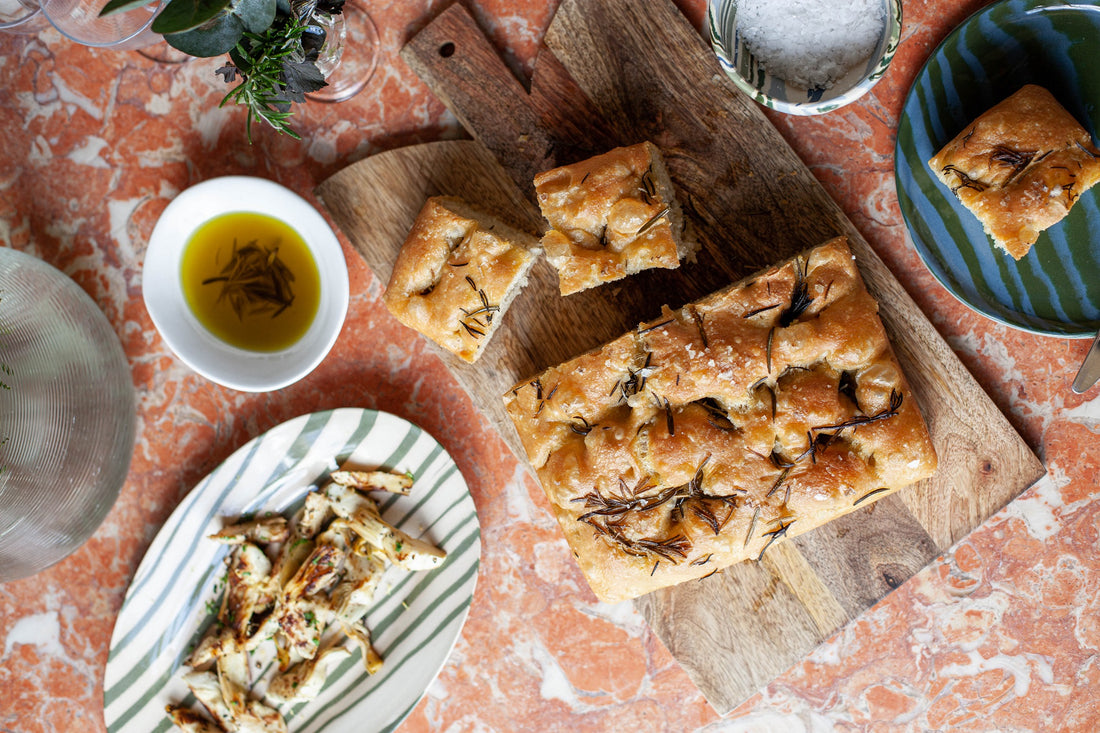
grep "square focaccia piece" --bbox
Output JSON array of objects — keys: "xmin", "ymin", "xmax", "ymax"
[
  {"xmin": 383, "ymin": 196, "xmax": 539, "ymax": 363},
  {"xmin": 534, "ymin": 141, "xmax": 696, "ymax": 295},
  {"xmin": 928, "ymin": 84, "xmax": 1100, "ymax": 260},
  {"xmin": 502, "ymin": 237, "xmax": 937, "ymax": 604}
]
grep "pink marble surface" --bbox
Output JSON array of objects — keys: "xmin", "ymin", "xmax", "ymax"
[{"xmin": 1, "ymin": 0, "xmax": 1098, "ymax": 730}]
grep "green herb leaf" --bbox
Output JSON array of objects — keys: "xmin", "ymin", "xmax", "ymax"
[
  {"xmin": 159, "ymin": 0, "xmax": 274, "ymax": 54},
  {"xmin": 98, "ymin": 0, "xmax": 157, "ymax": 17},
  {"xmin": 164, "ymin": 13, "xmax": 245, "ymax": 57},
  {"xmin": 217, "ymin": 12, "xmax": 320, "ymax": 141},
  {"xmin": 235, "ymin": 0, "xmax": 278, "ymax": 34},
  {"xmin": 280, "ymin": 55, "xmax": 326, "ymax": 101},
  {"xmin": 152, "ymin": 0, "xmax": 233, "ymax": 35}
]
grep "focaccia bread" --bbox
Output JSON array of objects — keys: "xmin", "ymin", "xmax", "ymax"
[
  {"xmin": 928, "ymin": 84, "xmax": 1100, "ymax": 260},
  {"xmin": 502, "ymin": 237, "xmax": 937, "ymax": 604},
  {"xmin": 383, "ymin": 196, "xmax": 539, "ymax": 363},
  {"xmin": 534, "ymin": 141, "xmax": 696, "ymax": 295}
]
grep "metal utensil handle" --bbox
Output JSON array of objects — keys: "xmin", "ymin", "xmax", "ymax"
[{"xmin": 1072, "ymin": 330, "xmax": 1100, "ymax": 394}]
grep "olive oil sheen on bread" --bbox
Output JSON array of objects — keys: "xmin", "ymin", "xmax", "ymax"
[{"xmin": 181, "ymin": 212, "xmax": 321, "ymax": 352}]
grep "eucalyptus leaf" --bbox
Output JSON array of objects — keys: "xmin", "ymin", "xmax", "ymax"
[
  {"xmin": 164, "ymin": 13, "xmax": 245, "ymax": 57},
  {"xmin": 233, "ymin": 0, "xmax": 277, "ymax": 34},
  {"xmin": 98, "ymin": 0, "xmax": 157, "ymax": 18},
  {"xmin": 152, "ymin": 0, "xmax": 232, "ymax": 34}
]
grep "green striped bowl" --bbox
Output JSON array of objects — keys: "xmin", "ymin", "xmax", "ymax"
[
  {"xmin": 895, "ymin": 0, "xmax": 1100, "ymax": 337},
  {"xmin": 103, "ymin": 408, "xmax": 481, "ymax": 732},
  {"xmin": 707, "ymin": 0, "xmax": 903, "ymax": 115}
]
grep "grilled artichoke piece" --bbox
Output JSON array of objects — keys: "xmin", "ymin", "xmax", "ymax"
[
  {"xmin": 274, "ymin": 597, "xmax": 332, "ymax": 670},
  {"xmin": 271, "ymin": 537, "xmax": 314, "ymax": 592},
  {"xmin": 183, "ymin": 669, "xmax": 288, "ymax": 733},
  {"xmin": 330, "ymin": 549, "xmax": 387, "ymax": 624},
  {"xmin": 208, "ymin": 516, "xmax": 289, "ymax": 545},
  {"xmin": 323, "ymin": 483, "xmax": 446, "ymax": 571},
  {"xmin": 269, "ymin": 493, "xmax": 329, "ymax": 588},
  {"xmin": 184, "ymin": 624, "xmax": 235, "ymax": 669},
  {"xmin": 165, "ymin": 704, "xmax": 225, "ymax": 733},
  {"xmin": 273, "ymin": 521, "xmax": 354, "ymax": 667},
  {"xmin": 330, "ymin": 468, "xmax": 413, "ymax": 495},
  {"xmin": 267, "ymin": 643, "xmax": 353, "ymax": 704},
  {"xmin": 235, "ymin": 701, "xmax": 287, "ymax": 733},
  {"xmin": 183, "ymin": 670, "xmax": 237, "ymax": 731},
  {"xmin": 342, "ymin": 619, "xmax": 384, "ymax": 675},
  {"xmin": 215, "ymin": 647, "xmax": 251, "ymax": 716},
  {"xmin": 221, "ymin": 542, "xmax": 277, "ymax": 643},
  {"xmin": 296, "ymin": 490, "xmax": 333, "ymax": 539},
  {"xmin": 282, "ymin": 542, "xmax": 344, "ymax": 600}
]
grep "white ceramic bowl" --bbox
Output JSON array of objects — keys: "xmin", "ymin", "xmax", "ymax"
[
  {"xmin": 143, "ymin": 176, "xmax": 349, "ymax": 392},
  {"xmin": 707, "ymin": 0, "xmax": 902, "ymax": 115}
]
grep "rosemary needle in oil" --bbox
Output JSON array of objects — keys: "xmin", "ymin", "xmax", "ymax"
[{"xmin": 203, "ymin": 239, "xmax": 296, "ymax": 320}]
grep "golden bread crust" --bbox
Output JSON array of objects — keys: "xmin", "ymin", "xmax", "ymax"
[
  {"xmin": 534, "ymin": 142, "xmax": 695, "ymax": 295},
  {"xmin": 383, "ymin": 196, "xmax": 539, "ymax": 362},
  {"xmin": 928, "ymin": 84, "xmax": 1100, "ymax": 259},
  {"xmin": 503, "ymin": 237, "xmax": 937, "ymax": 603}
]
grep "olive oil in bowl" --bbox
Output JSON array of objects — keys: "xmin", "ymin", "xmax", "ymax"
[{"xmin": 181, "ymin": 212, "xmax": 321, "ymax": 352}]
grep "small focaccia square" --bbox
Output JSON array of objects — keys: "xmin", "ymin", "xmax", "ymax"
[
  {"xmin": 928, "ymin": 84, "xmax": 1100, "ymax": 260},
  {"xmin": 383, "ymin": 196, "xmax": 539, "ymax": 363},
  {"xmin": 534, "ymin": 141, "xmax": 696, "ymax": 295},
  {"xmin": 502, "ymin": 237, "xmax": 937, "ymax": 604}
]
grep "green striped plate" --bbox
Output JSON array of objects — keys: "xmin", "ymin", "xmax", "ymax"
[
  {"xmin": 895, "ymin": 0, "xmax": 1100, "ymax": 337},
  {"xmin": 103, "ymin": 408, "xmax": 481, "ymax": 732}
]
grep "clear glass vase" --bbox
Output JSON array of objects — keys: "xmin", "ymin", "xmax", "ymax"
[
  {"xmin": 306, "ymin": 0, "xmax": 379, "ymax": 103},
  {"xmin": 0, "ymin": 248, "xmax": 135, "ymax": 583}
]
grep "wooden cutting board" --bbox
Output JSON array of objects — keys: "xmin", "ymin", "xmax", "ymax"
[{"xmin": 317, "ymin": 0, "xmax": 1046, "ymax": 714}]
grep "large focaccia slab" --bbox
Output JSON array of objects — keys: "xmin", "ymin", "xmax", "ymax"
[{"xmin": 503, "ymin": 237, "xmax": 937, "ymax": 603}]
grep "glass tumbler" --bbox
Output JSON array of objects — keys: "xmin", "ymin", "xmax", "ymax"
[
  {"xmin": 41, "ymin": 0, "xmax": 162, "ymax": 49},
  {"xmin": 0, "ymin": 248, "xmax": 135, "ymax": 583},
  {"xmin": 0, "ymin": 0, "xmax": 49, "ymax": 35}
]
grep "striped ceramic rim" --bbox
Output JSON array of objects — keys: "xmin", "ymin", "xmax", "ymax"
[
  {"xmin": 706, "ymin": 0, "xmax": 903, "ymax": 115},
  {"xmin": 103, "ymin": 408, "xmax": 481, "ymax": 732},
  {"xmin": 894, "ymin": 0, "xmax": 1100, "ymax": 338}
]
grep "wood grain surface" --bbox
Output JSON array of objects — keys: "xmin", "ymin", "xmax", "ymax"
[{"xmin": 318, "ymin": 0, "xmax": 1046, "ymax": 714}]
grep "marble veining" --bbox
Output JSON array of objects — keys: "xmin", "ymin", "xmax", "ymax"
[{"xmin": 1, "ymin": 0, "xmax": 1099, "ymax": 731}]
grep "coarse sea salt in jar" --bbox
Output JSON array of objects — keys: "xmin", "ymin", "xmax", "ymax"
[
  {"xmin": 737, "ymin": 0, "xmax": 885, "ymax": 90},
  {"xmin": 707, "ymin": 0, "xmax": 900, "ymax": 115}
]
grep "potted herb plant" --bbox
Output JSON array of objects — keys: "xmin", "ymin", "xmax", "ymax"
[{"xmin": 100, "ymin": 0, "xmax": 346, "ymax": 139}]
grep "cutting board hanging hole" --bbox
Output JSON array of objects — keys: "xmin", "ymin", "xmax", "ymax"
[{"xmin": 439, "ymin": 42, "xmax": 455, "ymax": 57}]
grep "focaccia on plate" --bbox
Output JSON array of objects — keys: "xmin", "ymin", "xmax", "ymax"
[
  {"xmin": 928, "ymin": 84, "xmax": 1100, "ymax": 260},
  {"xmin": 502, "ymin": 237, "xmax": 937, "ymax": 604}
]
